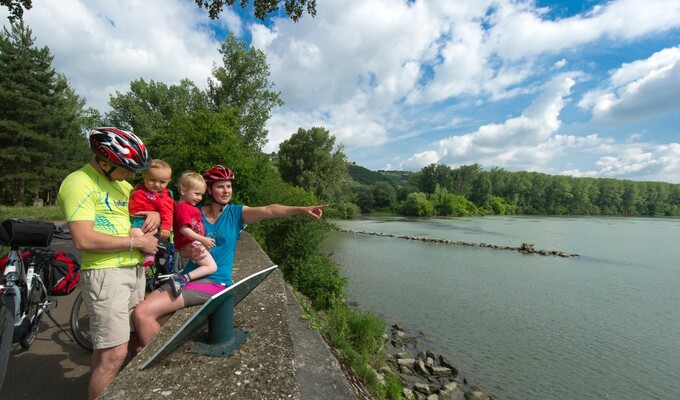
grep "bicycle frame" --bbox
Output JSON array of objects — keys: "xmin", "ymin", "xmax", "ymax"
[{"xmin": 0, "ymin": 246, "xmax": 51, "ymax": 339}]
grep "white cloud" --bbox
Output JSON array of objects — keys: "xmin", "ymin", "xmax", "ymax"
[
  {"xmin": 593, "ymin": 143, "xmax": 680, "ymax": 181},
  {"xmin": 4, "ymin": 0, "xmax": 222, "ymax": 111},
  {"xmin": 407, "ymin": 73, "xmax": 577, "ymax": 170},
  {"xmin": 487, "ymin": 0, "xmax": 680, "ymax": 59},
  {"xmin": 558, "ymin": 141, "xmax": 680, "ymax": 183},
  {"xmin": 2, "ymin": 0, "xmax": 679, "ymax": 182},
  {"xmin": 579, "ymin": 46, "xmax": 680, "ymax": 121}
]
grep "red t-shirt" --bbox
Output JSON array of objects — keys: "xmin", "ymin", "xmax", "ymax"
[{"xmin": 173, "ymin": 202, "xmax": 206, "ymax": 250}]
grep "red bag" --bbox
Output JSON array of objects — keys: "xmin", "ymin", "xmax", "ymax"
[{"xmin": 48, "ymin": 251, "xmax": 81, "ymax": 296}]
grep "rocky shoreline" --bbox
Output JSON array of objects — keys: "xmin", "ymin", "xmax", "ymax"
[
  {"xmin": 338, "ymin": 228, "xmax": 578, "ymax": 258},
  {"xmin": 383, "ymin": 324, "xmax": 496, "ymax": 400}
]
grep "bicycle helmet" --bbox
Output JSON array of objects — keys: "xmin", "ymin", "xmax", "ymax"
[
  {"xmin": 89, "ymin": 127, "xmax": 151, "ymax": 173},
  {"xmin": 203, "ymin": 165, "xmax": 235, "ymax": 185}
]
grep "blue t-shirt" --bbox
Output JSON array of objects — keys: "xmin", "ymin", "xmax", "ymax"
[{"xmin": 182, "ymin": 204, "xmax": 244, "ymax": 286}]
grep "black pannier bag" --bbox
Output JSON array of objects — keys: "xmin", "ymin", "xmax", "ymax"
[
  {"xmin": 48, "ymin": 251, "xmax": 81, "ymax": 296},
  {"xmin": 0, "ymin": 219, "xmax": 54, "ymax": 247}
]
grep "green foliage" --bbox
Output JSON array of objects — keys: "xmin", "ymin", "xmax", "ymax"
[
  {"xmin": 398, "ymin": 163, "xmax": 680, "ymax": 217},
  {"xmin": 107, "ymin": 78, "xmax": 209, "ymax": 141},
  {"xmin": 410, "ymin": 163, "xmax": 453, "ymax": 194},
  {"xmin": 208, "ymin": 33, "xmax": 283, "ymax": 150},
  {"xmin": 433, "ymin": 191, "xmax": 479, "ymax": 217},
  {"xmin": 0, "ymin": 21, "xmax": 90, "ymax": 205},
  {"xmin": 384, "ymin": 371, "xmax": 404, "ymax": 400},
  {"xmin": 326, "ymin": 200, "xmax": 360, "ymax": 219},
  {"xmin": 401, "ymin": 192, "xmax": 433, "ymax": 216},
  {"xmin": 277, "ymin": 126, "xmax": 349, "ymax": 200},
  {"xmin": 488, "ymin": 196, "xmax": 515, "ymax": 215},
  {"xmin": 372, "ymin": 181, "xmax": 397, "ymax": 209},
  {"xmin": 346, "ymin": 309, "xmax": 386, "ymax": 355},
  {"xmin": 195, "ymin": 0, "xmax": 316, "ymax": 22},
  {"xmin": 291, "ymin": 254, "xmax": 346, "ymax": 310},
  {"xmin": 378, "ymin": 170, "xmax": 413, "ymax": 187},
  {"xmin": 320, "ymin": 303, "xmax": 389, "ymax": 396},
  {"xmin": 355, "ymin": 185, "xmax": 375, "ymax": 212},
  {"xmin": 347, "ymin": 163, "xmax": 391, "ymax": 186},
  {"xmin": 1, "ymin": 0, "xmax": 31, "ymax": 23}
]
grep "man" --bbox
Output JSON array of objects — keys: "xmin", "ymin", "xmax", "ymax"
[{"xmin": 58, "ymin": 127, "xmax": 159, "ymax": 399}]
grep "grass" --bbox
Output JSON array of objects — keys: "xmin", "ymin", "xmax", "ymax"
[
  {"xmin": 0, "ymin": 205, "xmax": 65, "ymax": 222},
  {"xmin": 293, "ymin": 288, "xmax": 402, "ymax": 399}
]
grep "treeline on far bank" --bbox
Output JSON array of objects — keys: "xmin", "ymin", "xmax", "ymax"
[{"xmin": 338, "ymin": 163, "xmax": 680, "ymax": 218}]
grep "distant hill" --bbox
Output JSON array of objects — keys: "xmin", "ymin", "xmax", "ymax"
[
  {"xmin": 377, "ymin": 170, "xmax": 412, "ymax": 187},
  {"xmin": 346, "ymin": 164, "xmax": 412, "ymax": 187}
]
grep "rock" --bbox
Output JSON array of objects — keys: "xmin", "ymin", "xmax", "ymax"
[
  {"xmin": 403, "ymin": 388, "xmax": 416, "ymax": 399},
  {"xmin": 439, "ymin": 382, "xmax": 463, "ymax": 400},
  {"xmin": 414, "ymin": 383, "xmax": 434, "ymax": 395},
  {"xmin": 464, "ymin": 386, "xmax": 491, "ymax": 400},
  {"xmin": 414, "ymin": 359, "xmax": 430, "ymax": 375},
  {"xmin": 400, "ymin": 364, "xmax": 414, "ymax": 375},
  {"xmin": 428, "ymin": 366, "xmax": 454, "ymax": 377},
  {"xmin": 398, "ymin": 358, "xmax": 416, "ymax": 369},
  {"xmin": 439, "ymin": 355, "xmax": 459, "ymax": 377}
]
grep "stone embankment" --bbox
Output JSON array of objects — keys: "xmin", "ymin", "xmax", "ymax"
[
  {"xmin": 385, "ymin": 325, "xmax": 495, "ymax": 400},
  {"xmin": 338, "ymin": 229, "xmax": 578, "ymax": 258}
]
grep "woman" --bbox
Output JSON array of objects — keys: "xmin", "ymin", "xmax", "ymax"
[{"xmin": 132, "ymin": 165, "xmax": 326, "ymax": 348}]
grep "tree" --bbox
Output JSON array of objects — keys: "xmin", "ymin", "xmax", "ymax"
[
  {"xmin": 355, "ymin": 185, "xmax": 374, "ymax": 212},
  {"xmin": 1, "ymin": 0, "xmax": 31, "ymax": 23},
  {"xmin": 470, "ymin": 172, "xmax": 492, "ymax": 206},
  {"xmin": 452, "ymin": 163, "xmax": 481, "ymax": 196},
  {"xmin": 195, "ymin": 0, "xmax": 316, "ymax": 22},
  {"xmin": 400, "ymin": 192, "xmax": 433, "ymax": 217},
  {"xmin": 411, "ymin": 163, "xmax": 452, "ymax": 194},
  {"xmin": 0, "ymin": 21, "xmax": 88, "ymax": 205},
  {"xmin": 277, "ymin": 126, "xmax": 348, "ymax": 200},
  {"xmin": 107, "ymin": 78, "xmax": 210, "ymax": 145},
  {"xmin": 208, "ymin": 33, "xmax": 283, "ymax": 150},
  {"xmin": 372, "ymin": 181, "xmax": 396, "ymax": 209}
]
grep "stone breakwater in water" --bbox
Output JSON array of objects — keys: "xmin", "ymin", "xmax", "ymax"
[
  {"xmin": 385, "ymin": 324, "xmax": 495, "ymax": 400},
  {"xmin": 337, "ymin": 229, "xmax": 578, "ymax": 258}
]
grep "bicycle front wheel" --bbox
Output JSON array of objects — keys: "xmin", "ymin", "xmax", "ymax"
[
  {"xmin": 19, "ymin": 277, "xmax": 48, "ymax": 349},
  {"xmin": 69, "ymin": 292, "xmax": 92, "ymax": 352},
  {"xmin": 0, "ymin": 295, "xmax": 15, "ymax": 390}
]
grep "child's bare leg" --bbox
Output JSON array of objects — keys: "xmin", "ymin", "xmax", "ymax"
[
  {"xmin": 130, "ymin": 227, "xmax": 155, "ymax": 267},
  {"xmin": 186, "ymin": 251, "xmax": 218, "ymax": 280},
  {"xmin": 168, "ymin": 247, "xmax": 217, "ymax": 298}
]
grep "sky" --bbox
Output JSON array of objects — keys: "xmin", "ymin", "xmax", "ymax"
[{"xmin": 2, "ymin": 0, "xmax": 680, "ymax": 183}]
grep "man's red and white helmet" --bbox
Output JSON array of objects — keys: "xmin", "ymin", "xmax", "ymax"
[{"xmin": 89, "ymin": 127, "xmax": 151, "ymax": 173}]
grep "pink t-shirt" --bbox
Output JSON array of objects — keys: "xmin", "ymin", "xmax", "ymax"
[{"xmin": 173, "ymin": 202, "xmax": 206, "ymax": 250}]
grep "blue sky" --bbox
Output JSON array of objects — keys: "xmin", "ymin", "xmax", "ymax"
[{"xmin": 2, "ymin": 0, "xmax": 679, "ymax": 182}]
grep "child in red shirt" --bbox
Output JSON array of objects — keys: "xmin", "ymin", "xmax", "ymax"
[
  {"xmin": 170, "ymin": 172, "xmax": 217, "ymax": 297},
  {"xmin": 129, "ymin": 159, "xmax": 175, "ymax": 267}
]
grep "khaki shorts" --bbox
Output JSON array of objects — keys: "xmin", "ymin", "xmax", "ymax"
[{"xmin": 80, "ymin": 266, "xmax": 145, "ymax": 350}]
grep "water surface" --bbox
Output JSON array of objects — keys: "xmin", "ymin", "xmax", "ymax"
[{"xmin": 323, "ymin": 216, "xmax": 680, "ymax": 400}]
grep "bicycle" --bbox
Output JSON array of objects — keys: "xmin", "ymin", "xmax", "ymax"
[
  {"xmin": 0, "ymin": 219, "xmax": 72, "ymax": 390},
  {"xmin": 69, "ymin": 239, "xmax": 183, "ymax": 352}
]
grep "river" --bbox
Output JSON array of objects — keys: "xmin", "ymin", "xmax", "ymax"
[{"xmin": 322, "ymin": 216, "xmax": 680, "ymax": 400}]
